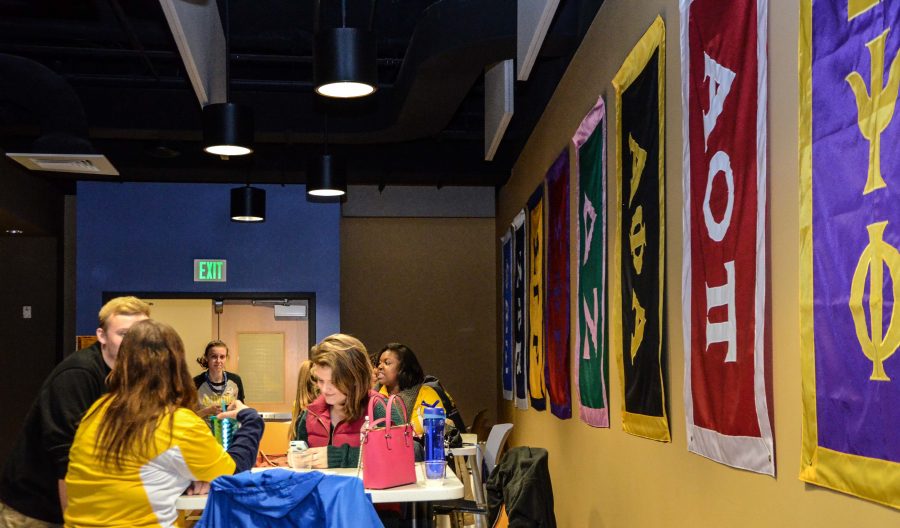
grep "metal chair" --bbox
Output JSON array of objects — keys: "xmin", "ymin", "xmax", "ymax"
[
  {"xmin": 435, "ymin": 423, "xmax": 514, "ymax": 528},
  {"xmin": 482, "ymin": 423, "xmax": 513, "ymax": 476}
]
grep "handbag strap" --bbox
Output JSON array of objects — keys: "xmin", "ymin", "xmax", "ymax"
[
  {"xmin": 366, "ymin": 391, "xmax": 387, "ymax": 427},
  {"xmin": 356, "ymin": 428, "xmax": 365, "ymax": 477},
  {"xmin": 386, "ymin": 393, "xmax": 410, "ymax": 425},
  {"xmin": 366, "ymin": 391, "xmax": 411, "ymax": 430}
]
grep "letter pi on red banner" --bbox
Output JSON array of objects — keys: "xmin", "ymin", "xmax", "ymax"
[{"xmin": 680, "ymin": 0, "xmax": 773, "ymax": 475}]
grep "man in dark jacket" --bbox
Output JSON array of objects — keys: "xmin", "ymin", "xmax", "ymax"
[
  {"xmin": 0, "ymin": 296, "xmax": 150, "ymax": 526},
  {"xmin": 486, "ymin": 446, "xmax": 556, "ymax": 527}
]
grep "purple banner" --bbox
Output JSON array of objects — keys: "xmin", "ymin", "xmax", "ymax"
[
  {"xmin": 545, "ymin": 149, "xmax": 571, "ymax": 419},
  {"xmin": 811, "ymin": 3, "xmax": 900, "ymax": 463}
]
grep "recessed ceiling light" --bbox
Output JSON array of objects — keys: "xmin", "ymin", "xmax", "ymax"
[{"xmin": 5, "ymin": 229, "xmax": 24, "ymax": 235}]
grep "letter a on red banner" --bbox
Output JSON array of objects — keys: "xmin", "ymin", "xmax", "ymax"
[{"xmin": 680, "ymin": 0, "xmax": 773, "ymax": 475}]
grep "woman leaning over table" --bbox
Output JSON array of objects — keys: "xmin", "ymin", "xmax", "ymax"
[
  {"xmin": 64, "ymin": 320, "xmax": 263, "ymax": 528},
  {"xmin": 293, "ymin": 334, "xmax": 406, "ymax": 468}
]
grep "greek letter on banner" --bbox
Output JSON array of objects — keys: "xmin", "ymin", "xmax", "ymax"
[
  {"xmin": 502, "ymin": 228, "xmax": 514, "ymax": 401},
  {"xmin": 512, "ymin": 209, "xmax": 529, "ymax": 410},
  {"xmin": 680, "ymin": 0, "xmax": 773, "ymax": 475},
  {"xmin": 527, "ymin": 185, "xmax": 547, "ymax": 411},
  {"xmin": 611, "ymin": 16, "xmax": 670, "ymax": 442},
  {"xmin": 574, "ymin": 97, "xmax": 610, "ymax": 428},
  {"xmin": 800, "ymin": 0, "xmax": 900, "ymax": 509}
]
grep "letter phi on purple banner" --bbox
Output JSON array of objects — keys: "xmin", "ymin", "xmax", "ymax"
[
  {"xmin": 800, "ymin": 0, "xmax": 900, "ymax": 509},
  {"xmin": 545, "ymin": 149, "xmax": 572, "ymax": 419}
]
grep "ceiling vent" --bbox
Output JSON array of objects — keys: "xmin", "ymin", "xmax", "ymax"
[{"xmin": 5, "ymin": 153, "xmax": 119, "ymax": 176}]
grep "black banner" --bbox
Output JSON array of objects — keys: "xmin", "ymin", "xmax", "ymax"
[{"xmin": 612, "ymin": 16, "xmax": 670, "ymax": 441}]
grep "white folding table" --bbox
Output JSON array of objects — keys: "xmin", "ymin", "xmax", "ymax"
[{"xmin": 176, "ymin": 462, "xmax": 464, "ymax": 527}]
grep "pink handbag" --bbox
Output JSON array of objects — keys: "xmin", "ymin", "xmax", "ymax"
[{"xmin": 361, "ymin": 392, "xmax": 417, "ymax": 489}]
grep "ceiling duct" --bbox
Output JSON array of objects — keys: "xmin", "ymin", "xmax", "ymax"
[
  {"xmin": 4, "ymin": 153, "xmax": 119, "ymax": 176},
  {"xmin": 0, "ymin": 53, "xmax": 118, "ymax": 175},
  {"xmin": 323, "ymin": 0, "xmax": 517, "ymax": 142}
]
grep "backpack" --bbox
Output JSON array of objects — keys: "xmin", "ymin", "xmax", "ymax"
[{"xmin": 423, "ymin": 375, "xmax": 466, "ymax": 433}]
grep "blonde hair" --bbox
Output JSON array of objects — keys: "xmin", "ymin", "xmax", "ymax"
[
  {"xmin": 98, "ymin": 296, "xmax": 151, "ymax": 330},
  {"xmin": 289, "ymin": 359, "xmax": 319, "ymax": 440},
  {"xmin": 311, "ymin": 334, "xmax": 373, "ymax": 423}
]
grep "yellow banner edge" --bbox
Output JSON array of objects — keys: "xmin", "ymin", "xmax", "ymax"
[{"xmin": 611, "ymin": 15, "xmax": 670, "ymax": 441}]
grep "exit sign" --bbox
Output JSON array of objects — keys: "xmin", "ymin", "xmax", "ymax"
[{"xmin": 194, "ymin": 259, "xmax": 227, "ymax": 282}]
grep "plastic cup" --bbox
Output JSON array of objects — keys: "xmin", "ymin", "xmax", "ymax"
[
  {"xmin": 208, "ymin": 416, "xmax": 238, "ymax": 448},
  {"xmin": 424, "ymin": 460, "xmax": 446, "ymax": 485},
  {"xmin": 288, "ymin": 440, "xmax": 309, "ymax": 470}
]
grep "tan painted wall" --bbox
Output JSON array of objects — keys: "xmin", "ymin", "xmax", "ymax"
[
  {"xmin": 145, "ymin": 298, "xmax": 213, "ymax": 379},
  {"xmin": 143, "ymin": 299, "xmax": 308, "ymax": 413},
  {"xmin": 341, "ymin": 217, "xmax": 498, "ymax": 425},
  {"xmin": 217, "ymin": 303, "xmax": 309, "ymax": 412},
  {"xmin": 497, "ymin": 1, "xmax": 898, "ymax": 526}
]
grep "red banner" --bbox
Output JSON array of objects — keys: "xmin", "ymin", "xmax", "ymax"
[{"xmin": 680, "ymin": 0, "xmax": 773, "ymax": 474}]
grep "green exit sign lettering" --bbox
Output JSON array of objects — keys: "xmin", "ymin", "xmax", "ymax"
[{"xmin": 194, "ymin": 259, "xmax": 227, "ymax": 282}]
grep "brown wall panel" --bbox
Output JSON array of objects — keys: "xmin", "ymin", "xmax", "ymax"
[
  {"xmin": 0, "ymin": 237, "xmax": 58, "ymax": 462},
  {"xmin": 341, "ymin": 217, "xmax": 497, "ymax": 426}
]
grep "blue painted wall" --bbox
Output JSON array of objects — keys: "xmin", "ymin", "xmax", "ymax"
[{"xmin": 76, "ymin": 182, "xmax": 340, "ymax": 340}]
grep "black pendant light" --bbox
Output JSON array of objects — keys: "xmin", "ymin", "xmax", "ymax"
[
  {"xmin": 203, "ymin": 102, "xmax": 253, "ymax": 156},
  {"xmin": 231, "ymin": 185, "xmax": 265, "ymax": 222},
  {"xmin": 313, "ymin": 0, "xmax": 377, "ymax": 98},
  {"xmin": 307, "ymin": 153, "xmax": 346, "ymax": 197},
  {"xmin": 307, "ymin": 112, "xmax": 346, "ymax": 198},
  {"xmin": 203, "ymin": 0, "xmax": 254, "ymax": 156}
]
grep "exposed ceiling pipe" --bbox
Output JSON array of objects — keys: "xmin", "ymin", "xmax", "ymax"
[{"xmin": 106, "ymin": 0, "xmax": 160, "ymax": 81}]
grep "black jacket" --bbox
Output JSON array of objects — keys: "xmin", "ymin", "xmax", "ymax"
[
  {"xmin": 486, "ymin": 446, "xmax": 556, "ymax": 528},
  {"xmin": 0, "ymin": 343, "xmax": 110, "ymax": 523}
]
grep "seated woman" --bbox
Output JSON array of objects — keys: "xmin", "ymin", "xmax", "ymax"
[
  {"xmin": 293, "ymin": 334, "xmax": 405, "ymax": 468},
  {"xmin": 194, "ymin": 340, "xmax": 246, "ymax": 417},
  {"xmin": 376, "ymin": 343, "xmax": 452, "ymax": 436},
  {"xmin": 288, "ymin": 359, "xmax": 318, "ymax": 441},
  {"xmin": 64, "ymin": 319, "xmax": 263, "ymax": 528}
]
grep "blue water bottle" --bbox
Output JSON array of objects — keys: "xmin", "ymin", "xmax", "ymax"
[{"xmin": 423, "ymin": 406, "xmax": 446, "ymax": 479}]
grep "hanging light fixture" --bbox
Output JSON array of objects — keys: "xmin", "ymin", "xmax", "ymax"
[
  {"xmin": 203, "ymin": 0, "xmax": 254, "ymax": 156},
  {"xmin": 313, "ymin": 0, "xmax": 377, "ymax": 98},
  {"xmin": 230, "ymin": 184, "xmax": 266, "ymax": 222},
  {"xmin": 307, "ymin": 153, "xmax": 347, "ymax": 197},
  {"xmin": 307, "ymin": 112, "xmax": 346, "ymax": 198},
  {"xmin": 203, "ymin": 102, "xmax": 253, "ymax": 156}
]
